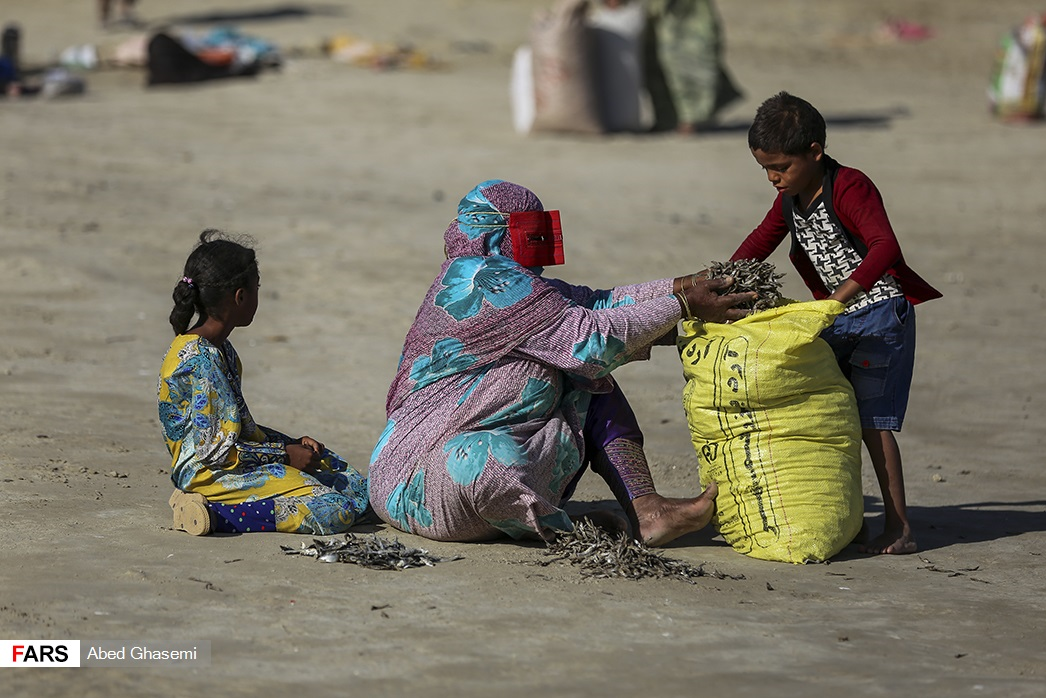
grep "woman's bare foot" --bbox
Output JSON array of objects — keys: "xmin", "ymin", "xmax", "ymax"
[
  {"xmin": 631, "ymin": 483, "xmax": 718, "ymax": 547},
  {"xmin": 859, "ymin": 525, "xmax": 917, "ymax": 555}
]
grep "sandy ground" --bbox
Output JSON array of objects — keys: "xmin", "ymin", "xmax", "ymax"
[{"xmin": 2, "ymin": 0, "xmax": 1045, "ymax": 695}]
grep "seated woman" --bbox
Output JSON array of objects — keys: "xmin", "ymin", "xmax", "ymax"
[
  {"xmin": 367, "ymin": 180, "xmax": 753, "ymax": 546},
  {"xmin": 158, "ymin": 230, "xmax": 369, "ymax": 536}
]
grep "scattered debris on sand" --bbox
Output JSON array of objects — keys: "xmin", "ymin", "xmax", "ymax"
[
  {"xmin": 282, "ymin": 533, "xmax": 462, "ymax": 570},
  {"xmin": 540, "ymin": 519, "xmax": 745, "ymax": 584}
]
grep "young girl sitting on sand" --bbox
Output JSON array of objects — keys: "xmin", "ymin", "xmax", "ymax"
[{"xmin": 158, "ymin": 230, "xmax": 368, "ymax": 536}]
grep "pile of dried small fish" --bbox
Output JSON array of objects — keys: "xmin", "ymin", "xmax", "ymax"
[
  {"xmin": 541, "ymin": 520, "xmax": 744, "ymax": 584},
  {"xmin": 281, "ymin": 533, "xmax": 461, "ymax": 570},
  {"xmin": 707, "ymin": 259, "xmax": 784, "ymax": 313}
]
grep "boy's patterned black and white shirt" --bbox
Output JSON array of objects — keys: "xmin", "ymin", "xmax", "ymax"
[{"xmin": 792, "ymin": 202, "xmax": 903, "ymax": 313}]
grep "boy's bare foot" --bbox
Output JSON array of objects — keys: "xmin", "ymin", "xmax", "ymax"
[
  {"xmin": 632, "ymin": 483, "xmax": 718, "ymax": 547},
  {"xmin": 859, "ymin": 525, "xmax": 917, "ymax": 555}
]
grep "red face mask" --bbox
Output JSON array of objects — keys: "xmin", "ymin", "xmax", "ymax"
[{"xmin": 508, "ymin": 210, "xmax": 564, "ymax": 268}]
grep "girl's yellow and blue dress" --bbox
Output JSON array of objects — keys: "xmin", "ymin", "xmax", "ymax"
[{"xmin": 158, "ymin": 334, "xmax": 368, "ymax": 534}]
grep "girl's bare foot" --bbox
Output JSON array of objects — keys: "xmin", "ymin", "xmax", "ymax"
[
  {"xmin": 632, "ymin": 483, "xmax": 718, "ymax": 547},
  {"xmin": 859, "ymin": 525, "xmax": 917, "ymax": 554}
]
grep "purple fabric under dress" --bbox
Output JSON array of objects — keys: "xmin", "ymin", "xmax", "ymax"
[{"xmin": 367, "ymin": 180, "xmax": 681, "ymax": 542}]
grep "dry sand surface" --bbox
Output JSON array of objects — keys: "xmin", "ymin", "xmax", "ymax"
[{"xmin": 2, "ymin": 0, "xmax": 1045, "ymax": 696}]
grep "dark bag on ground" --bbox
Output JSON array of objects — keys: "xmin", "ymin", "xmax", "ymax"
[{"xmin": 146, "ymin": 32, "xmax": 258, "ymax": 86}]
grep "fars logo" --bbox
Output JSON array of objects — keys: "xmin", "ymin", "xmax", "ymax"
[{"xmin": 1, "ymin": 641, "xmax": 81, "ymax": 668}]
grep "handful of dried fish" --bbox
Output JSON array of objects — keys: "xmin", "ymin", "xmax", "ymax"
[
  {"xmin": 707, "ymin": 259, "xmax": 784, "ymax": 314},
  {"xmin": 542, "ymin": 519, "xmax": 744, "ymax": 584},
  {"xmin": 281, "ymin": 533, "xmax": 462, "ymax": 570}
]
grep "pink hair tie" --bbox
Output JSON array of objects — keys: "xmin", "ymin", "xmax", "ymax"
[{"xmin": 181, "ymin": 276, "xmax": 194, "ymax": 287}]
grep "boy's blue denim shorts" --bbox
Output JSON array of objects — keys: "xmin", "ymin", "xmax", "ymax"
[{"xmin": 820, "ymin": 296, "xmax": 916, "ymax": 432}]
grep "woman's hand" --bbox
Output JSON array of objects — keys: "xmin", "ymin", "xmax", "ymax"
[{"xmin": 675, "ymin": 274, "xmax": 758, "ymax": 323}]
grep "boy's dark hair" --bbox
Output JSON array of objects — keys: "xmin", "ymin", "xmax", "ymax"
[
  {"xmin": 169, "ymin": 229, "xmax": 258, "ymax": 335},
  {"xmin": 748, "ymin": 91, "xmax": 826, "ymax": 155}
]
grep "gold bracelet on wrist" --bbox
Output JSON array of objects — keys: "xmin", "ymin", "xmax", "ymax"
[{"xmin": 675, "ymin": 292, "xmax": 693, "ymax": 319}]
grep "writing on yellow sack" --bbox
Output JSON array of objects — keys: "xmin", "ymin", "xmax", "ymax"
[{"xmin": 679, "ymin": 300, "xmax": 863, "ymax": 563}]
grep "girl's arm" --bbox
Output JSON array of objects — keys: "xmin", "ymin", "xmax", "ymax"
[
  {"xmin": 185, "ymin": 368, "xmax": 288, "ymax": 471},
  {"xmin": 222, "ymin": 347, "xmax": 312, "ymax": 469}
]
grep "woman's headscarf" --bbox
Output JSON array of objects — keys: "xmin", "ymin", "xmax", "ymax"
[
  {"xmin": 443, "ymin": 179, "xmax": 545, "ymax": 260},
  {"xmin": 386, "ymin": 180, "xmax": 580, "ymax": 412}
]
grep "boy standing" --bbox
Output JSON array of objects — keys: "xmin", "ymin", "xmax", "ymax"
[{"xmin": 730, "ymin": 92, "xmax": 941, "ymax": 554}]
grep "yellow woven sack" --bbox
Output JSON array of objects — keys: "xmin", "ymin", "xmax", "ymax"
[{"xmin": 678, "ymin": 300, "xmax": 863, "ymax": 563}]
